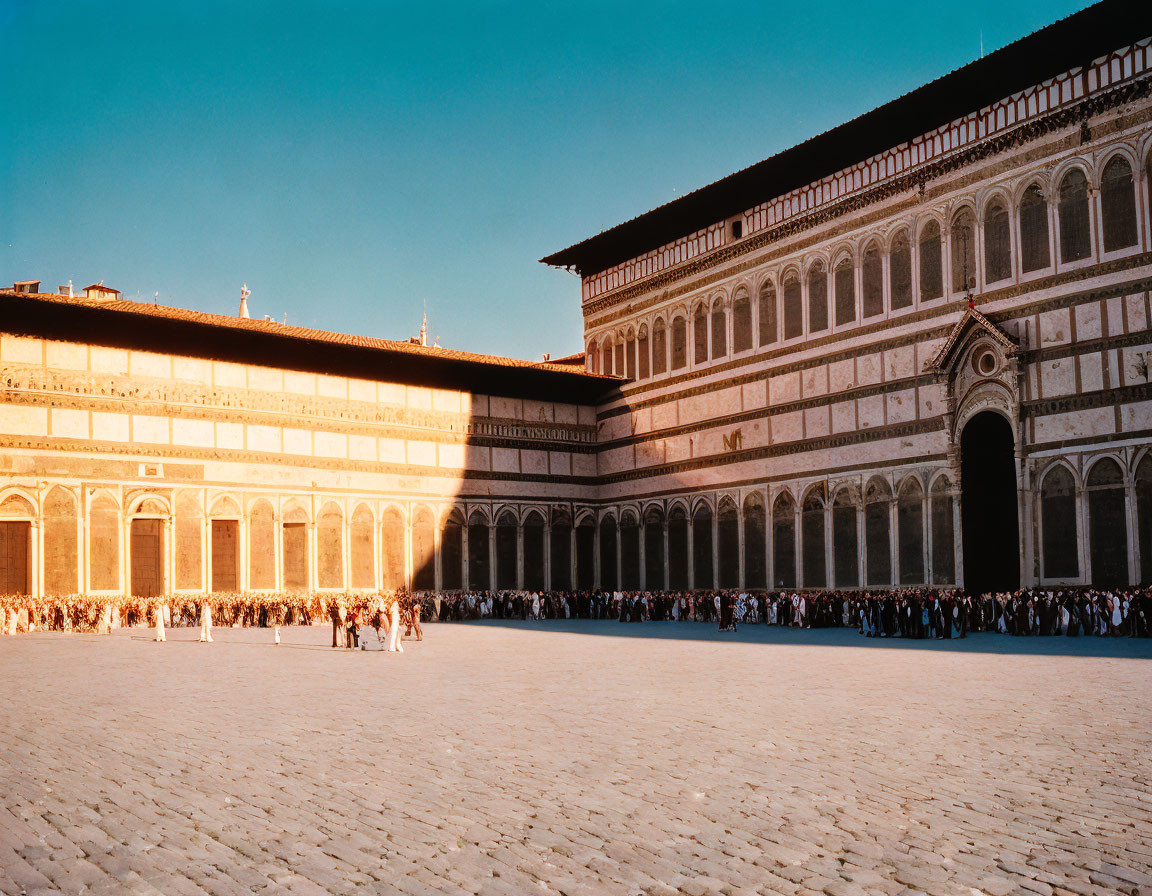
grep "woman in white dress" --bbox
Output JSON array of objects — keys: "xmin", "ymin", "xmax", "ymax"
[
  {"xmin": 531, "ymin": 592, "xmax": 541, "ymax": 620},
  {"xmin": 198, "ymin": 600, "xmax": 213, "ymax": 642},
  {"xmin": 387, "ymin": 598, "xmax": 404, "ymax": 652},
  {"xmin": 153, "ymin": 601, "xmax": 166, "ymax": 642}
]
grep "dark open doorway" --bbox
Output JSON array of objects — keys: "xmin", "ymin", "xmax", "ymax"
[{"xmin": 960, "ymin": 411, "xmax": 1020, "ymax": 595}]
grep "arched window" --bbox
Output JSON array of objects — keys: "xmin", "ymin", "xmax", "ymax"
[
  {"xmin": 575, "ymin": 515, "xmax": 594, "ymax": 590},
  {"xmin": 496, "ymin": 510, "xmax": 517, "ymax": 591},
  {"xmin": 602, "ymin": 337, "xmax": 614, "ymax": 375},
  {"xmin": 248, "ymin": 499, "xmax": 276, "ymax": 590},
  {"xmin": 864, "ymin": 479, "xmax": 891, "ymax": 586},
  {"xmin": 897, "ymin": 478, "xmax": 924, "ymax": 585},
  {"xmin": 758, "ymin": 281, "xmax": 777, "ymax": 346},
  {"xmin": 468, "ymin": 509, "xmax": 490, "ymax": 591},
  {"xmin": 801, "ymin": 487, "xmax": 826, "ymax": 588},
  {"xmin": 783, "ymin": 275, "xmax": 803, "ymax": 339},
  {"xmin": 614, "ymin": 338, "xmax": 625, "ymax": 377},
  {"xmin": 44, "ymin": 487, "xmax": 78, "ymax": 596},
  {"xmin": 692, "ymin": 503, "xmax": 713, "ymax": 590},
  {"xmin": 1040, "ymin": 465, "xmax": 1078, "ymax": 579},
  {"xmin": 711, "ymin": 301, "xmax": 727, "ymax": 358},
  {"xmin": 951, "ymin": 209, "xmax": 976, "ymax": 293},
  {"xmin": 620, "ymin": 511, "xmax": 639, "ymax": 590},
  {"xmin": 439, "ymin": 510, "xmax": 463, "ymax": 591},
  {"xmin": 412, "ymin": 508, "xmax": 436, "ymax": 591},
  {"xmin": 350, "ymin": 504, "xmax": 375, "ymax": 589},
  {"xmin": 90, "ymin": 493, "xmax": 120, "ymax": 591},
  {"xmin": 984, "ymin": 199, "xmax": 1011, "ymax": 283},
  {"xmin": 717, "ymin": 498, "xmax": 739, "ymax": 590},
  {"xmin": 930, "ymin": 477, "xmax": 955, "ymax": 584},
  {"xmin": 551, "ymin": 509, "xmax": 572, "ymax": 591},
  {"xmin": 643, "ymin": 505, "xmax": 665, "ymax": 590},
  {"xmin": 587, "ymin": 343, "xmax": 598, "ymax": 374},
  {"xmin": 1101, "ymin": 156, "xmax": 1138, "ymax": 251},
  {"xmin": 671, "ymin": 316, "xmax": 687, "ymax": 370},
  {"xmin": 1058, "ymin": 168, "xmax": 1091, "ymax": 263},
  {"xmin": 668, "ymin": 505, "xmax": 689, "ymax": 590},
  {"xmin": 807, "ymin": 262, "xmax": 828, "ymax": 332},
  {"xmin": 772, "ymin": 493, "xmax": 796, "ymax": 589},
  {"xmin": 625, "ymin": 330, "xmax": 636, "ymax": 379},
  {"xmin": 317, "ymin": 503, "xmax": 343, "ymax": 589},
  {"xmin": 832, "ymin": 489, "xmax": 858, "ymax": 588},
  {"xmin": 693, "ymin": 304, "xmax": 708, "ymax": 364},
  {"xmin": 652, "ymin": 319, "xmax": 667, "ymax": 375},
  {"xmin": 638, "ymin": 324, "xmax": 650, "ymax": 379},
  {"xmin": 176, "ymin": 493, "xmax": 203, "ymax": 591},
  {"xmin": 1136, "ymin": 455, "xmax": 1152, "ymax": 585},
  {"xmin": 381, "ymin": 507, "xmax": 406, "ymax": 590},
  {"xmin": 919, "ymin": 220, "xmax": 942, "ymax": 301},
  {"xmin": 862, "ymin": 242, "xmax": 883, "ymax": 318},
  {"xmin": 890, "ymin": 230, "xmax": 912, "ymax": 310},
  {"xmin": 523, "ymin": 510, "xmax": 545, "ymax": 591},
  {"xmin": 1020, "ymin": 184, "xmax": 1050, "ymax": 272},
  {"xmin": 732, "ymin": 289, "xmax": 752, "ymax": 353},
  {"xmin": 743, "ymin": 493, "xmax": 766, "ymax": 590},
  {"xmin": 834, "ymin": 256, "xmax": 855, "ymax": 326},
  {"xmin": 599, "ymin": 513, "xmax": 618, "ymax": 591},
  {"xmin": 1086, "ymin": 458, "xmax": 1128, "ymax": 587}
]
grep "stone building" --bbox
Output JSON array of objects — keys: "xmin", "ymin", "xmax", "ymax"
[
  {"xmin": 2, "ymin": 0, "xmax": 1151, "ymax": 602},
  {"xmin": 542, "ymin": 1, "xmax": 1152, "ymax": 595}
]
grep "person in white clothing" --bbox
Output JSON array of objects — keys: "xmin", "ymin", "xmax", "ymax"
[
  {"xmin": 388, "ymin": 599, "xmax": 404, "ymax": 652},
  {"xmin": 153, "ymin": 601, "xmax": 166, "ymax": 642},
  {"xmin": 198, "ymin": 600, "xmax": 213, "ymax": 642}
]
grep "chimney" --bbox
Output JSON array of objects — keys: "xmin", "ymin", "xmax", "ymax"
[{"xmin": 238, "ymin": 283, "xmax": 250, "ymax": 319}]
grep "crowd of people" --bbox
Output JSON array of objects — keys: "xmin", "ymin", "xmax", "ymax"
[
  {"xmin": 3, "ymin": 585, "xmax": 1150, "ymax": 641},
  {"xmin": 431, "ymin": 586, "xmax": 1152, "ymax": 638}
]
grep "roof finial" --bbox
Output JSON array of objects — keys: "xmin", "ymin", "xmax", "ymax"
[
  {"xmin": 239, "ymin": 283, "xmax": 250, "ymax": 319},
  {"xmin": 419, "ymin": 300, "xmax": 427, "ymax": 347}
]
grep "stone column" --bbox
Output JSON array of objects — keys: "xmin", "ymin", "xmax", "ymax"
[
  {"xmin": 1077, "ymin": 486, "xmax": 1090, "ymax": 584},
  {"xmin": 662, "ymin": 518, "xmax": 670, "ymax": 591},
  {"xmin": 593, "ymin": 519, "xmax": 601, "ymax": 590},
  {"xmin": 889, "ymin": 500, "xmax": 898, "ymax": 588},
  {"xmin": 1125, "ymin": 476, "xmax": 1139, "ymax": 586},
  {"xmin": 239, "ymin": 511, "xmax": 250, "ymax": 593},
  {"xmin": 615, "ymin": 520, "xmax": 622, "ymax": 590},
  {"xmin": 856, "ymin": 503, "xmax": 866, "ymax": 589},
  {"xmin": 638, "ymin": 522, "xmax": 646, "ymax": 591},
  {"xmin": 824, "ymin": 500, "xmax": 833, "ymax": 589},
  {"xmin": 686, "ymin": 514, "xmax": 695, "ymax": 590},
  {"xmin": 1016, "ymin": 453, "xmax": 1029, "ymax": 589},
  {"xmin": 516, "ymin": 521, "xmax": 525, "ymax": 590},
  {"xmin": 922, "ymin": 491, "xmax": 931, "ymax": 587},
  {"xmin": 433, "ymin": 518, "xmax": 442, "ymax": 593},
  {"xmin": 793, "ymin": 501, "xmax": 802, "ymax": 589},
  {"xmin": 488, "ymin": 523, "xmax": 497, "ymax": 593},
  {"xmin": 308, "ymin": 520, "xmax": 318, "ymax": 593},
  {"xmin": 736, "ymin": 503, "xmax": 746, "ymax": 590},
  {"xmin": 569, "ymin": 525, "xmax": 577, "ymax": 592},
  {"xmin": 544, "ymin": 523, "xmax": 552, "ymax": 592},
  {"xmin": 765, "ymin": 497, "xmax": 774, "ymax": 591},
  {"xmin": 952, "ymin": 492, "xmax": 963, "ymax": 589},
  {"xmin": 344, "ymin": 513, "xmax": 353, "ymax": 593},
  {"xmin": 30, "ymin": 518, "xmax": 42, "ymax": 601},
  {"xmin": 711, "ymin": 511, "xmax": 719, "ymax": 590}
]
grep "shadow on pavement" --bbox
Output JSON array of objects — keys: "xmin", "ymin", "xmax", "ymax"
[{"xmin": 440, "ymin": 618, "xmax": 1152, "ymax": 659}]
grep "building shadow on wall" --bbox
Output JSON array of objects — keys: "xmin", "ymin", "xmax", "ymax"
[{"xmin": 444, "ymin": 619, "xmax": 1152, "ymax": 660}]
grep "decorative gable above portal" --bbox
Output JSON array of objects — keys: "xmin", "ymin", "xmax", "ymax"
[{"xmin": 928, "ymin": 305, "xmax": 1022, "ymax": 444}]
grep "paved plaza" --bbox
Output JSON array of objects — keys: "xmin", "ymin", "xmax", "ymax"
[{"xmin": 1, "ymin": 622, "xmax": 1151, "ymax": 896}]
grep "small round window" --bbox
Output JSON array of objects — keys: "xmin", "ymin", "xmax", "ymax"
[{"xmin": 973, "ymin": 348, "xmax": 997, "ymax": 377}]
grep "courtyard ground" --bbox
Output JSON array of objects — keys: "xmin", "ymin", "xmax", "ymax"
[{"xmin": 1, "ymin": 621, "xmax": 1150, "ymax": 896}]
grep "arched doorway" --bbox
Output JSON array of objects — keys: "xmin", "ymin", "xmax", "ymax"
[{"xmin": 960, "ymin": 411, "xmax": 1019, "ymax": 595}]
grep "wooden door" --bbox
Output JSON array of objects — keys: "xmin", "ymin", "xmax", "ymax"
[
  {"xmin": 0, "ymin": 522, "xmax": 30, "ymax": 595},
  {"xmin": 212, "ymin": 520, "xmax": 239, "ymax": 592},
  {"xmin": 130, "ymin": 519, "xmax": 163, "ymax": 598}
]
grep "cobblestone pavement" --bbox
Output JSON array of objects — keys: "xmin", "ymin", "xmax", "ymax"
[{"xmin": 2, "ymin": 622, "xmax": 1151, "ymax": 896}]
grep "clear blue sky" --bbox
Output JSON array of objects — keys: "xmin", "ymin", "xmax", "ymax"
[{"xmin": 1, "ymin": 0, "xmax": 1089, "ymax": 360}]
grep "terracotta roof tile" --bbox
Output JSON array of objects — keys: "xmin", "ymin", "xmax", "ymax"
[{"xmin": 0, "ymin": 289, "xmax": 615, "ymax": 380}]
